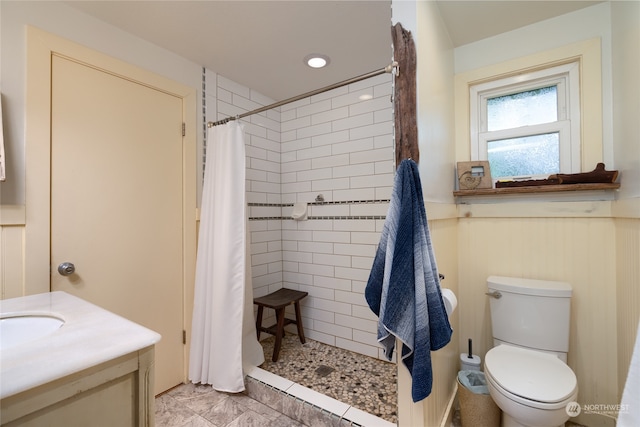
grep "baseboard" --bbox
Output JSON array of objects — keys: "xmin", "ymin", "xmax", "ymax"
[{"xmin": 440, "ymin": 379, "xmax": 459, "ymax": 427}]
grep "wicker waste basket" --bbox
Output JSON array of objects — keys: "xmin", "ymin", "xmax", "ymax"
[{"xmin": 457, "ymin": 370, "xmax": 501, "ymax": 427}]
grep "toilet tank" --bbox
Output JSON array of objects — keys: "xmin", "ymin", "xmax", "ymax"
[{"xmin": 487, "ymin": 276, "xmax": 572, "ymax": 353}]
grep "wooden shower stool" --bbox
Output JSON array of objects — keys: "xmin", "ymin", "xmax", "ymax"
[{"xmin": 254, "ymin": 288, "xmax": 308, "ymax": 362}]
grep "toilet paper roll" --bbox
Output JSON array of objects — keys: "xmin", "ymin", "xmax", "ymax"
[
  {"xmin": 291, "ymin": 202, "xmax": 308, "ymax": 221},
  {"xmin": 441, "ymin": 288, "xmax": 457, "ymax": 317},
  {"xmin": 460, "ymin": 353, "xmax": 482, "ymax": 371}
]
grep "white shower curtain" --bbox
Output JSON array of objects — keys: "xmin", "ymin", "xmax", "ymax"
[{"xmin": 189, "ymin": 121, "xmax": 264, "ymax": 392}]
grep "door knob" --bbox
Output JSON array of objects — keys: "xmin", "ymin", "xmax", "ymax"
[{"xmin": 57, "ymin": 262, "xmax": 76, "ymax": 276}]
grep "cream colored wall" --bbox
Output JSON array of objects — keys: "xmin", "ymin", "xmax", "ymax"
[
  {"xmin": 611, "ymin": 0, "xmax": 640, "ymax": 408},
  {"xmin": 0, "ymin": 206, "xmax": 25, "ymax": 299},
  {"xmin": 611, "ymin": 0, "xmax": 640, "ymax": 200},
  {"xmin": 454, "ymin": 37, "xmax": 604, "ymax": 174},
  {"xmin": 458, "ymin": 203, "xmax": 619, "ymax": 427},
  {"xmin": 451, "ymin": 3, "xmax": 640, "ymax": 426},
  {"xmin": 0, "ymin": 1, "xmax": 203, "ymax": 298},
  {"xmin": 454, "ymin": 1, "xmax": 615, "ymax": 169},
  {"xmin": 0, "ymin": 1, "xmax": 203, "ymax": 207},
  {"xmin": 392, "ymin": 1, "xmax": 460, "ymax": 426},
  {"xmin": 615, "ymin": 217, "xmax": 640, "ymax": 400},
  {"xmin": 455, "ymin": 208, "xmax": 640, "ymax": 426},
  {"xmin": 452, "ymin": 4, "xmax": 639, "ymax": 425},
  {"xmin": 414, "ymin": 4, "xmax": 456, "ymax": 205}
]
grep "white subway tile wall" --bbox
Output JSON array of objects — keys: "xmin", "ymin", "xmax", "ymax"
[{"xmin": 208, "ymin": 72, "xmax": 394, "ymax": 360}]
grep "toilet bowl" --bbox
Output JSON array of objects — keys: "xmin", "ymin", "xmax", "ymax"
[{"xmin": 484, "ymin": 344, "xmax": 578, "ymax": 427}]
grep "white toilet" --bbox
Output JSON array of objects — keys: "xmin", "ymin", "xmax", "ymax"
[{"xmin": 484, "ymin": 276, "xmax": 578, "ymax": 427}]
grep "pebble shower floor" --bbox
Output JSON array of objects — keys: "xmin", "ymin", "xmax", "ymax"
[{"xmin": 258, "ymin": 334, "xmax": 398, "ymax": 424}]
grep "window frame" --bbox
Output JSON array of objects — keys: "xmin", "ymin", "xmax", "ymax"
[{"xmin": 470, "ymin": 62, "xmax": 581, "ymax": 180}]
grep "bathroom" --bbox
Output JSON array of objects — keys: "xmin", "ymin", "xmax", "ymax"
[{"xmin": 1, "ymin": 1, "xmax": 639, "ymax": 427}]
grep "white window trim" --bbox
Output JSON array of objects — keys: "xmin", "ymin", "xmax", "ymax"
[
  {"xmin": 470, "ymin": 62, "xmax": 581, "ymax": 178},
  {"xmin": 478, "ymin": 121, "xmax": 571, "ymax": 179}
]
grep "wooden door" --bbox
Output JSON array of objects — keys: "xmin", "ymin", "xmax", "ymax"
[{"xmin": 50, "ymin": 54, "xmax": 185, "ymax": 395}]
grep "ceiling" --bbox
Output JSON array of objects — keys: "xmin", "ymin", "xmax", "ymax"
[{"xmin": 65, "ymin": 1, "xmax": 602, "ymax": 101}]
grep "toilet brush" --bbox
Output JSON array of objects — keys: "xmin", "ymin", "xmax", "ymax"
[{"xmin": 468, "ymin": 338, "xmax": 473, "ymax": 359}]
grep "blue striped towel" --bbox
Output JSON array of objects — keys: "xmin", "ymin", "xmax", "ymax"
[{"xmin": 365, "ymin": 159, "xmax": 453, "ymax": 402}]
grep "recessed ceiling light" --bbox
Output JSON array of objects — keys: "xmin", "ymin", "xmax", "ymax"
[{"xmin": 305, "ymin": 54, "xmax": 330, "ymax": 69}]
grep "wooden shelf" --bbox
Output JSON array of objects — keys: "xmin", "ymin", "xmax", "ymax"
[{"xmin": 453, "ymin": 182, "xmax": 620, "ymax": 197}]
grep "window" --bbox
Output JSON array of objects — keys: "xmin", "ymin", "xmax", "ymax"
[{"xmin": 470, "ymin": 62, "xmax": 581, "ymax": 181}]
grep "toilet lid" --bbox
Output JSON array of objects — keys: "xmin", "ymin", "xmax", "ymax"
[{"xmin": 485, "ymin": 345, "xmax": 577, "ymax": 403}]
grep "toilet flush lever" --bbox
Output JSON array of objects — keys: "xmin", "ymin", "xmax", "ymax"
[{"xmin": 485, "ymin": 290, "xmax": 502, "ymax": 299}]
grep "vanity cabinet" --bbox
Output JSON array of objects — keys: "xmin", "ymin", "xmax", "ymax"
[
  {"xmin": 1, "ymin": 347, "xmax": 155, "ymax": 426},
  {"xmin": 0, "ymin": 292, "xmax": 161, "ymax": 427}
]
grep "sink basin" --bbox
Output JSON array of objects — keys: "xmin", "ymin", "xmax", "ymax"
[{"xmin": 0, "ymin": 314, "xmax": 65, "ymax": 350}]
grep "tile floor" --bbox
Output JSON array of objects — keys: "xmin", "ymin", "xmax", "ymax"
[
  {"xmin": 155, "ymin": 374, "xmax": 396, "ymax": 427},
  {"xmin": 155, "ymin": 333, "xmax": 398, "ymax": 427},
  {"xmin": 155, "ymin": 382, "xmax": 303, "ymax": 427}
]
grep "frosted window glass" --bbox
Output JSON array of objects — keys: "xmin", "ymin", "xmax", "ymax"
[
  {"xmin": 487, "ymin": 133, "xmax": 560, "ymax": 179},
  {"xmin": 487, "ymin": 86, "xmax": 558, "ymax": 131}
]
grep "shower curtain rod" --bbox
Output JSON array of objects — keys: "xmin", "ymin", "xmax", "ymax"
[{"xmin": 207, "ymin": 61, "xmax": 398, "ymax": 128}]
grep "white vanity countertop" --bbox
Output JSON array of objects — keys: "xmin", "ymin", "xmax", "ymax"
[{"xmin": 0, "ymin": 291, "xmax": 161, "ymax": 399}]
